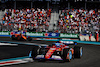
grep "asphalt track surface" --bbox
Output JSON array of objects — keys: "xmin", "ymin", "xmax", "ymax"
[{"xmin": 0, "ymin": 38, "xmax": 100, "ymax": 67}]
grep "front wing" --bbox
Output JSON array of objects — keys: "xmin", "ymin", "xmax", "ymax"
[{"xmin": 35, "ymin": 55, "xmax": 63, "ymax": 60}]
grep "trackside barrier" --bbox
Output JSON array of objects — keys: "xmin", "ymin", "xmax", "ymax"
[
  {"xmin": 32, "ymin": 39, "xmax": 100, "ymax": 45},
  {"xmin": 0, "ymin": 31, "xmax": 10, "ymax": 37},
  {"xmin": 0, "ymin": 31, "xmax": 99, "ymax": 42},
  {"xmin": 0, "ymin": 31, "xmax": 79, "ymax": 39},
  {"xmin": 61, "ymin": 40, "xmax": 100, "ymax": 45},
  {"xmin": 0, "ymin": 39, "xmax": 100, "ymax": 45},
  {"xmin": 80, "ymin": 34, "xmax": 96, "ymax": 41}
]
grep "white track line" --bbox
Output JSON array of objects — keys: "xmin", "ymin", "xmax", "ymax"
[
  {"xmin": 0, "ymin": 43, "xmax": 18, "ymax": 46},
  {"xmin": 23, "ymin": 43, "xmax": 48, "ymax": 46}
]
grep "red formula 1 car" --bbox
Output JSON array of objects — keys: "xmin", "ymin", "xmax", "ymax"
[
  {"xmin": 11, "ymin": 32, "xmax": 32, "ymax": 41},
  {"xmin": 29, "ymin": 41, "xmax": 83, "ymax": 62}
]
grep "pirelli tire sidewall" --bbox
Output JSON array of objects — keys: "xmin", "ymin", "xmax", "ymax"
[{"xmin": 74, "ymin": 46, "xmax": 83, "ymax": 58}]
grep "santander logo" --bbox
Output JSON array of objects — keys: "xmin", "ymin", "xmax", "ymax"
[{"xmin": 50, "ymin": 48, "xmax": 56, "ymax": 50}]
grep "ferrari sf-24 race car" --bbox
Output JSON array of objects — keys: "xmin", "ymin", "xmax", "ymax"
[
  {"xmin": 29, "ymin": 41, "xmax": 83, "ymax": 62},
  {"xmin": 11, "ymin": 31, "xmax": 32, "ymax": 41}
]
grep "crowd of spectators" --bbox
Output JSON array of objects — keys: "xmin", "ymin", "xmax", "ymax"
[
  {"xmin": 58, "ymin": 9, "xmax": 100, "ymax": 34},
  {"xmin": 0, "ymin": 8, "xmax": 100, "ymax": 34},
  {"xmin": 0, "ymin": 8, "xmax": 51, "ymax": 32}
]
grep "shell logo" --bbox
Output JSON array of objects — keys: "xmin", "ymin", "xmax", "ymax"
[{"xmin": 49, "ymin": 50, "xmax": 53, "ymax": 52}]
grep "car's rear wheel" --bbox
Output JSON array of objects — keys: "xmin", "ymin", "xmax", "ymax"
[
  {"xmin": 27, "ymin": 37, "xmax": 32, "ymax": 41},
  {"xmin": 11, "ymin": 35, "xmax": 15, "ymax": 40},
  {"xmin": 74, "ymin": 46, "xmax": 83, "ymax": 58},
  {"xmin": 17, "ymin": 36, "xmax": 21, "ymax": 41},
  {"xmin": 31, "ymin": 46, "xmax": 39, "ymax": 60}
]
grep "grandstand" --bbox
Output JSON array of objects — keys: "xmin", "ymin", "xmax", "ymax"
[
  {"xmin": 0, "ymin": 0, "xmax": 100, "ymax": 35},
  {"xmin": 58, "ymin": 9, "xmax": 99, "ymax": 34}
]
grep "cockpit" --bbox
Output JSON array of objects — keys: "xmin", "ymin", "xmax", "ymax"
[{"xmin": 52, "ymin": 43, "xmax": 64, "ymax": 47}]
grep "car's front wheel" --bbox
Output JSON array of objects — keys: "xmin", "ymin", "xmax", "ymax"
[{"xmin": 62, "ymin": 48, "xmax": 72, "ymax": 62}]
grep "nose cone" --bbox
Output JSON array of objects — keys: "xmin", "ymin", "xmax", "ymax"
[{"xmin": 45, "ymin": 55, "xmax": 50, "ymax": 59}]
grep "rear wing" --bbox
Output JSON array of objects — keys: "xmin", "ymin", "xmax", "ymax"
[{"xmin": 60, "ymin": 41, "xmax": 77, "ymax": 45}]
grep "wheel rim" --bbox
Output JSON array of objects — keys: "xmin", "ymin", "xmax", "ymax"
[
  {"xmin": 29, "ymin": 51, "xmax": 32, "ymax": 58},
  {"xmin": 80, "ymin": 48, "xmax": 83, "ymax": 57},
  {"xmin": 69, "ymin": 51, "xmax": 72, "ymax": 60}
]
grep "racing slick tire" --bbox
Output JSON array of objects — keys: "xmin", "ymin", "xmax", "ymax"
[
  {"xmin": 27, "ymin": 37, "xmax": 32, "ymax": 41},
  {"xmin": 74, "ymin": 46, "xmax": 83, "ymax": 58},
  {"xmin": 31, "ymin": 46, "xmax": 39, "ymax": 60},
  {"xmin": 62, "ymin": 48, "xmax": 72, "ymax": 62},
  {"xmin": 11, "ymin": 35, "xmax": 15, "ymax": 40},
  {"xmin": 17, "ymin": 36, "xmax": 21, "ymax": 41}
]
